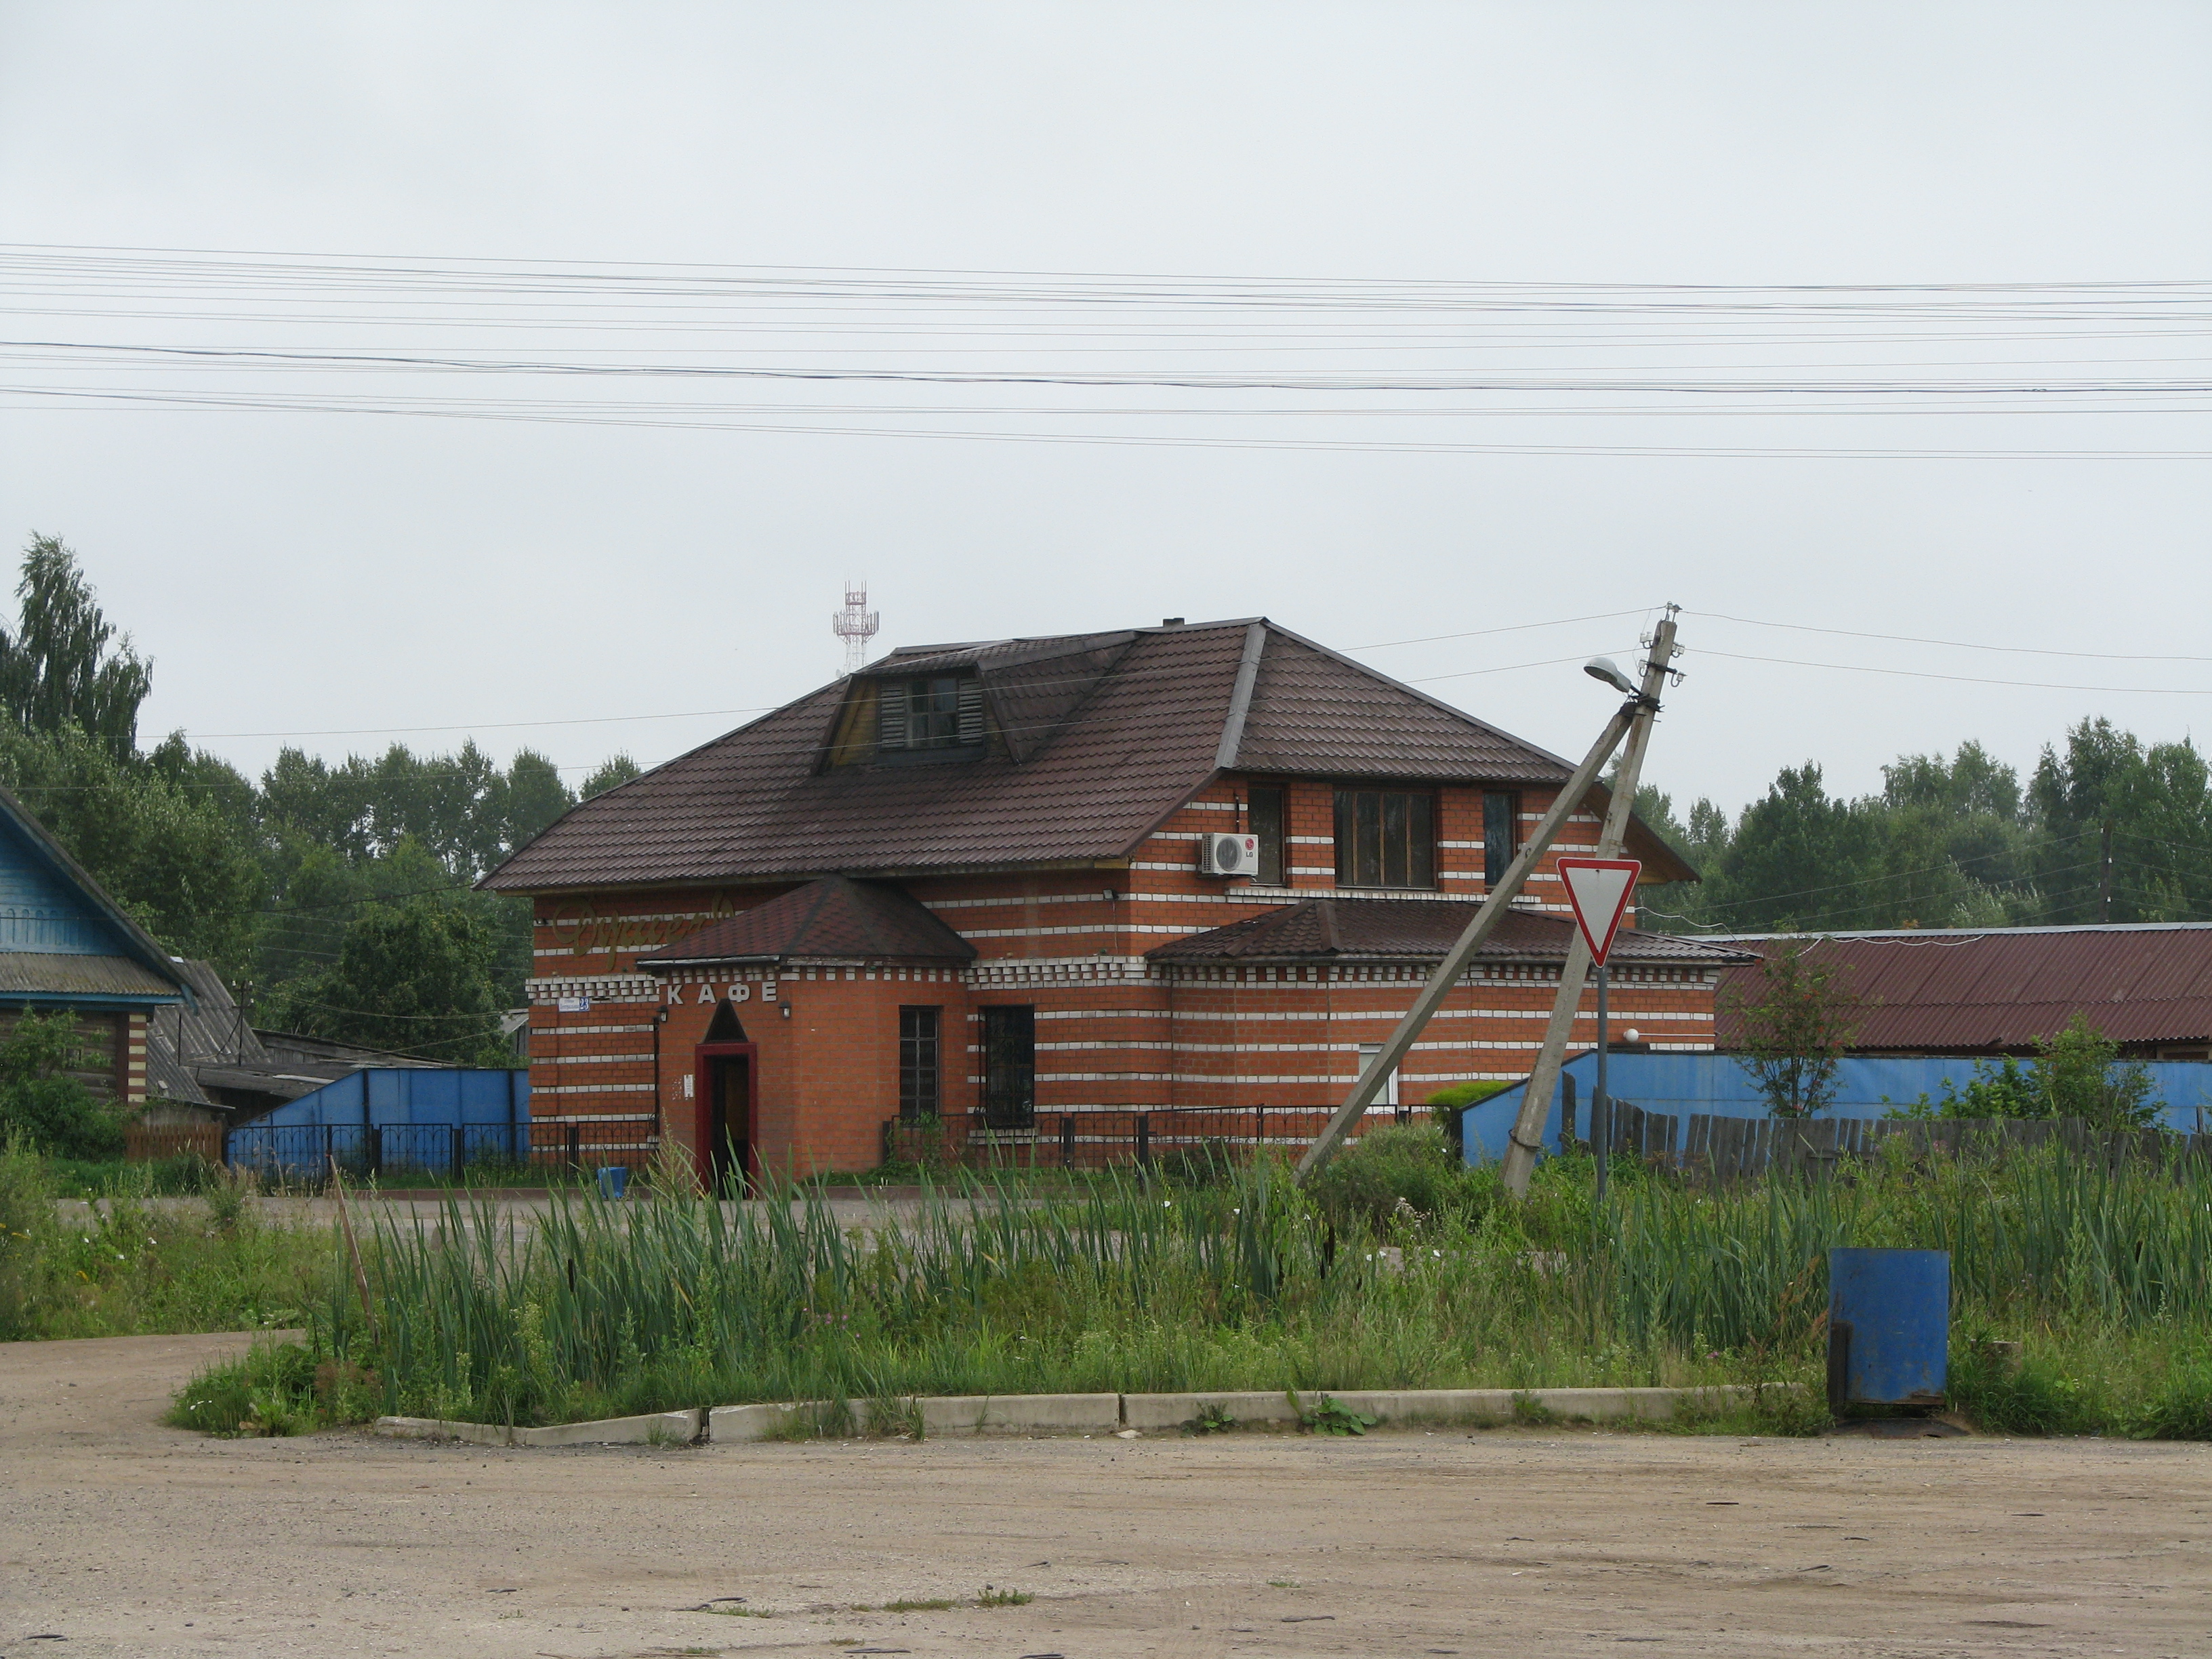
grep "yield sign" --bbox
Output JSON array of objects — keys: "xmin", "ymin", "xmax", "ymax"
[{"xmin": 1557, "ymin": 857, "xmax": 1642, "ymax": 966}]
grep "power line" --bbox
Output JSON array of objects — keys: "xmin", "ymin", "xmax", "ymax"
[
  {"xmin": 1696, "ymin": 609, "xmax": 2212, "ymax": 665},
  {"xmin": 1696, "ymin": 647, "xmax": 2212, "ymax": 696}
]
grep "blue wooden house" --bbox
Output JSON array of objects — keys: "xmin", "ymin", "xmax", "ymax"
[{"xmin": 0, "ymin": 782, "xmax": 189, "ymax": 1113}]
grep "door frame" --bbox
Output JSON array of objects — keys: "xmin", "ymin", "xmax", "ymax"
[{"xmin": 692, "ymin": 1041, "xmax": 758, "ymax": 1188}]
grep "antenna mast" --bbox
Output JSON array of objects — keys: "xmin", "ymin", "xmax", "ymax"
[{"xmin": 832, "ymin": 581, "xmax": 880, "ymax": 675}]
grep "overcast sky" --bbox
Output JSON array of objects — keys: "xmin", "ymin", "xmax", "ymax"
[{"xmin": 2, "ymin": 3, "xmax": 2207, "ymax": 820}]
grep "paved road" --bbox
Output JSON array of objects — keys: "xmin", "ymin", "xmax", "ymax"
[{"xmin": 3, "ymin": 1330, "xmax": 2207, "ymax": 1658}]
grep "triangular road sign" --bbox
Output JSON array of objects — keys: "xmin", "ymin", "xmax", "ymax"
[{"xmin": 1557, "ymin": 856, "xmax": 1642, "ymax": 966}]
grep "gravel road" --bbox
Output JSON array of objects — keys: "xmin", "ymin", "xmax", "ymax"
[{"xmin": 3, "ymin": 1330, "xmax": 2207, "ymax": 1658}]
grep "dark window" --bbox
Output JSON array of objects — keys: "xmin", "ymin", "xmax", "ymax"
[
  {"xmin": 1248, "ymin": 784, "xmax": 1285, "ymax": 886},
  {"xmin": 898, "ymin": 1006, "xmax": 941, "ymax": 1123},
  {"xmin": 981, "ymin": 1005, "xmax": 1036, "ymax": 1129},
  {"xmin": 877, "ymin": 674, "xmax": 985, "ymax": 756},
  {"xmin": 1483, "ymin": 791, "xmax": 1519, "ymax": 887},
  {"xmin": 1332, "ymin": 789, "xmax": 1435, "ymax": 888}
]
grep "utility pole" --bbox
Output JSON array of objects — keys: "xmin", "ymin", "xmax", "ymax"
[
  {"xmin": 2098, "ymin": 817, "xmax": 2114, "ymax": 924},
  {"xmin": 1499, "ymin": 609, "xmax": 1681, "ymax": 1200},
  {"xmin": 1296, "ymin": 668, "xmax": 1654, "ymax": 1180}
]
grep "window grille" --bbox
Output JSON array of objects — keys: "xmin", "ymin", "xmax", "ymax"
[
  {"xmin": 981, "ymin": 1005, "xmax": 1036, "ymax": 1129},
  {"xmin": 898, "ymin": 1006, "xmax": 941, "ymax": 1123},
  {"xmin": 1332, "ymin": 788, "xmax": 1436, "ymax": 889}
]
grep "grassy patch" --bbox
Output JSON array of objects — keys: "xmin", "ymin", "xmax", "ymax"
[
  {"xmin": 163, "ymin": 1339, "xmax": 380, "ymax": 1435},
  {"xmin": 1, "ymin": 1142, "xmax": 334, "ymax": 1342},
  {"xmin": 142, "ymin": 1132, "xmax": 2212, "ymax": 1443}
]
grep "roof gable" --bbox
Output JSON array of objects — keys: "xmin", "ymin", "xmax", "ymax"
[{"xmin": 0, "ymin": 784, "xmax": 188, "ymax": 1001}]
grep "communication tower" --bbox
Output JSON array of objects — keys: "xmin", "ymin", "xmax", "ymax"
[{"xmin": 832, "ymin": 581, "xmax": 880, "ymax": 674}]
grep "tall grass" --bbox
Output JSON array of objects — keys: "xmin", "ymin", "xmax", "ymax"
[
  {"xmin": 247, "ymin": 1130, "xmax": 2212, "ymax": 1437},
  {"xmin": 0, "ymin": 1141, "xmax": 334, "ymax": 1340}
]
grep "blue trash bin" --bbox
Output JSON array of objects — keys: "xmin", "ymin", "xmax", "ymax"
[
  {"xmin": 596, "ymin": 1165, "xmax": 630, "ymax": 1201},
  {"xmin": 1828, "ymin": 1248, "xmax": 1948, "ymax": 1412}
]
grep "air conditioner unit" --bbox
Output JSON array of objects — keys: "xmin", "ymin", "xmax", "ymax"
[{"xmin": 1199, "ymin": 832, "xmax": 1262, "ymax": 878}]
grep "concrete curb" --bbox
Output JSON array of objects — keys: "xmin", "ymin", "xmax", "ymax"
[
  {"xmin": 921, "ymin": 1392, "xmax": 1122, "ymax": 1436},
  {"xmin": 373, "ymin": 1415, "xmax": 514, "ymax": 1448},
  {"xmin": 373, "ymin": 1409, "xmax": 703, "ymax": 1448},
  {"xmin": 512, "ymin": 1409, "xmax": 702, "ymax": 1447},
  {"xmin": 374, "ymin": 1383, "xmax": 1786, "ymax": 1449}
]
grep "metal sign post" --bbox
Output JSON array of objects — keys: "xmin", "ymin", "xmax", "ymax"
[{"xmin": 1557, "ymin": 856, "xmax": 1640, "ymax": 1203}]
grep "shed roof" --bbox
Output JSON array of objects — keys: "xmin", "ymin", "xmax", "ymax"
[
  {"xmin": 1150, "ymin": 896, "xmax": 1753, "ymax": 967},
  {"xmin": 640, "ymin": 876, "xmax": 977, "ymax": 968},
  {"xmin": 1710, "ymin": 923, "xmax": 2212, "ymax": 1051},
  {"xmin": 483, "ymin": 617, "xmax": 1694, "ymax": 893}
]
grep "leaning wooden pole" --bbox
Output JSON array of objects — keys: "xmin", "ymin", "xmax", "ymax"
[
  {"xmin": 1500, "ymin": 609, "xmax": 1681, "ymax": 1199},
  {"xmin": 1294, "ymin": 697, "xmax": 1642, "ymax": 1181}
]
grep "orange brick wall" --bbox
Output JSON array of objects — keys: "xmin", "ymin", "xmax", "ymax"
[{"xmin": 519, "ymin": 771, "xmax": 1705, "ymax": 1174}]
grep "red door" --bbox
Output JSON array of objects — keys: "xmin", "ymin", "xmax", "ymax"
[{"xmin": 692, "ymin": 1042, "xmax": 756, "ymax": 1191}]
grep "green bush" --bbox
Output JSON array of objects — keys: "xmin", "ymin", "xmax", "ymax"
[
  {"xmin": 0, "ymin": 1010, "xmax": 123, "ymax": 1159},
  {"xmin": 1887, "ymin": 1015, "xmax": 2160, "ymax": 1129},
  {"xmin": 1304, "ymin": 1122, "xmax": 1488, "ymax": 1235}
]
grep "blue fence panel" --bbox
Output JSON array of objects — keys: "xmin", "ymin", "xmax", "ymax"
[
  {"xmin": 1462, "ymin": 1052, "xmax": 2212, "ymax": 1164},
  {"xmin": 226, "ymin": 1068, "xmax": 531, "ymax": 1176}
]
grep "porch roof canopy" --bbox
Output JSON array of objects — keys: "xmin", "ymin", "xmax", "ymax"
[{"xmin": 637, "ymin": 874, "xmax": 977, "ymax": 969}]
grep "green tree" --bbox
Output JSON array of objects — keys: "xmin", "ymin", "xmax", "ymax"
[
  {"xmin": 0, "ymin": 536, "xmax": 153, "ymax": 758},
  {"xmin": 1726, "ymin": 941, "xmax": 1862, "ymax": 1118},
  {"xmin": 0, "ymin": 723, "xmax": 264, "ymax": 977},
  {"xmin": 2028, "ymin": 719, "xmax": 2212, "ymax": 924},
  {"xmin": 579, "ymin": 754, "xmax": 642, "ymax": 799},
  {"xmin": 264, "ymin": 896, "xmax": 514, "ymax": 1065}
]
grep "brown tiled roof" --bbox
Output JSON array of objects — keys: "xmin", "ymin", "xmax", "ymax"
[
  {"xmin": 1149, "ymin": 897, "xmax": 1755, "ymax": 966},
  {"xmin": 638, "ymin": 876, "xmax": 976, "ymax": 967},
  {"xmin": 1713, "ymin": 924, "xmax": 2212, "ymax": 1052},
  {"xmin": 1235, "ymin": 629, "xmax": 1575, "ymax": 783},
  {"xmin": 482, "ymin": 617, "xmax": 1694, "ymax": 894}
]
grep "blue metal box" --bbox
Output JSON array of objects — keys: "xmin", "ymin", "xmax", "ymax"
[{"xmin": 1828, "ymin": 1248, "xmax": 1950, "ymax": 1410}]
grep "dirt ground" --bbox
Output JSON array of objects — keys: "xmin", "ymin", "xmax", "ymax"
[{"xmin": 3, "ymin": 1332, "xmax": 2207, "ymax": 1659}]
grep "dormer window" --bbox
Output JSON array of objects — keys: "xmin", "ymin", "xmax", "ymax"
[{"xmin": 877, "ymin": 674, "xmax": 985, "ymax": 760}]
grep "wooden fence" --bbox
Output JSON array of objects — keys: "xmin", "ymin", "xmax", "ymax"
[
  {"xmin": 1590, "ymin": 1103, "xmax": 2212, "ymax": 1183},
  {"xmin": 123, "ymin": 1124, "xmax": 224, "ymax": 1164}
]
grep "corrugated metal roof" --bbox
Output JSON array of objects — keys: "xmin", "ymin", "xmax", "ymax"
[
  {"xmin": 641, "ymin": 876, "xmax": 977, "ymax": 966},
  {"xmin": 483, "ymin": 617, "xmax": 1693, "ymax": 894},
  {"xmin": 1711, "ymin": 924, "xmax": 2212, "ymax": 1050},
  {"xmin": 1149, "ymin": 897, "xmax": 1755, "ymax": 966},
  {"xmin": 0, "ymin": 951, "xmax": 185, "ymax": 999}
]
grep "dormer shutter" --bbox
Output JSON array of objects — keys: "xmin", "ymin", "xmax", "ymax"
[
  {"xmin": 877, "ymin": 682, "xmax": 908, "ymax": 750},
  {"xmin": 957, "ymin": 677, "xmax": 985, "ymax": 747}
]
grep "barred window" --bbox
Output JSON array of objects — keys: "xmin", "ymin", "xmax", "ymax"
[
  {"xmin": 1332, "ymin": 788, "xmax": 1436, "ymax": 889},
  {"xmin": 898, "ymin": 1006, "xmax": 941, "ymax": 1124},
  {"xmin": 981, "ymin": 1005, "xmax": 1036, "ymax": 1129}
]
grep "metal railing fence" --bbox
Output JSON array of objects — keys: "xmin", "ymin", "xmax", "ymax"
[{"xmin": 885, "ymin": 1103, "xmax": 1416, "ymax": 1173}]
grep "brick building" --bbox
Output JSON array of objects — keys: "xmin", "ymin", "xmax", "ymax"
[{"xmin": 481, "ymin": 617, "xmax": 1744, "ymax": 1180}]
